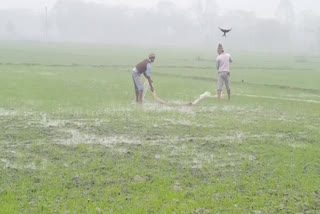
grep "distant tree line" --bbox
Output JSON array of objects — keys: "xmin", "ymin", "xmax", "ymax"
[{"xmin": 0, "ymin": 0, "xmax": 319, "ymax": 52}]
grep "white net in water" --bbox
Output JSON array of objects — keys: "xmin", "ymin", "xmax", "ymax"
[{"xmin": 192, "ymin": 92, "xmax": 212, "ymax": 105}]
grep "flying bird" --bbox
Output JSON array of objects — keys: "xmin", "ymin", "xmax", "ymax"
[{"xmin": 219, "ymin": 27, "xmax": 232, "ymax": 37}]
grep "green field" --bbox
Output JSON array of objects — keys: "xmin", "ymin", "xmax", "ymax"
[{"xmin": 0, "ymin": 42, "xmax": 319, "ymax": 213}]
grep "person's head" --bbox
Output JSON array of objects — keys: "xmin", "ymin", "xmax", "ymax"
[
  {"xmin": 217, "ymin": 43, "xmax": 224, "ymax": 55},
  {"xmin": 148, "ymin": 53, "xmax": 156, "ymax": 62}
]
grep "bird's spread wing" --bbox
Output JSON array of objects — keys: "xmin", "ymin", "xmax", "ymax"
[{"xmin": 219, "ymin": 27, "xmax": 232, "ymax": 33}]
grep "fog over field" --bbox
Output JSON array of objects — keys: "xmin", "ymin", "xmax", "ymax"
[
  {"xmin": 0, "ymin": 0, "xmax": 319, "ymax": 52},
  {"xmin": 1, "ymin": 1, "xmax": 320, "ymax": 213}
]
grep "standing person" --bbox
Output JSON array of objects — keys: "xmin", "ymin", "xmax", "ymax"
[
  {"xmin": 216, "ymin": 43, "xmax": 232, "ymax": 100},
  {"xmin": 132, "ymin": 53, "xmax": 155, "ymax": 104}
]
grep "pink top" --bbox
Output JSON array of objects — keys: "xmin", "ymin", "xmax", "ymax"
[{"xmin": 216, "ymin": 53, "xmax": 232, "ymax": 72}]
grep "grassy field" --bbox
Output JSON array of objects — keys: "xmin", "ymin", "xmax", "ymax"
[{"xmin": 0, "ymin": 42, "xmax": 319, "ymax": 213}]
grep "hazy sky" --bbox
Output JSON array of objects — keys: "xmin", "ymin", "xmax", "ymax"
[{"xmin": 0, "ymin": 0, "xmax": 318, "ymax": 18}]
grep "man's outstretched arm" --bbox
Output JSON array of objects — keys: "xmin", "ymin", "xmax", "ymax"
[
  {"xmin": 147, "ymin": 76, "xmax": 154, "ymax": 92},
  {"xmin": 143, "ymin": 73, "xmax": 154, "ymax": 92},
  {"xmin": 145, "ymin": 63, "xmax": 154, "ymax": 92}
]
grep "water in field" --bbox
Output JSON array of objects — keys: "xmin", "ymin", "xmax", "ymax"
[{"xmin": 0, "ymin": 43, "xmax": 319, "ymax": 213}]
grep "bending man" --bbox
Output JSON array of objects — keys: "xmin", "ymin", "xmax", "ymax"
[
  {"xmin": 216, "ymin": 43, "xmax": 232, "ymax": 100},
  {"xmin": 132, "ymin": 53, "xmax": 155, "ymax": 104}
]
